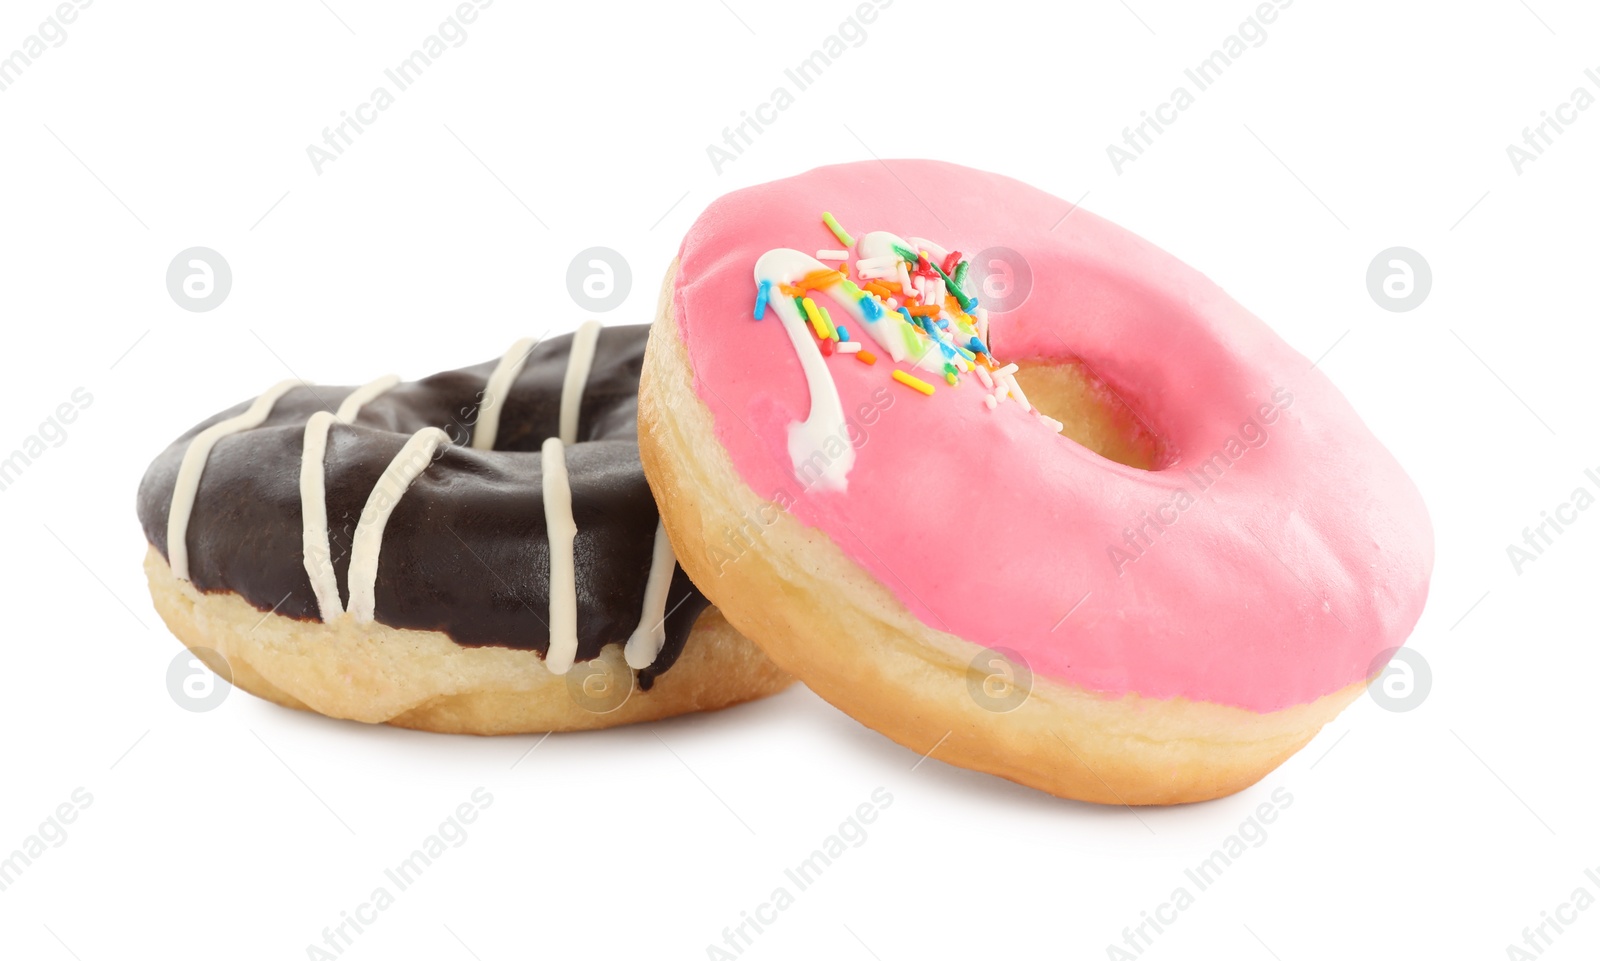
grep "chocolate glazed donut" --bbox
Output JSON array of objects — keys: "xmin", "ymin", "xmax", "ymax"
[{"xmin": 137, "ymin": 323, "xmax": 790, "ymax": 732}]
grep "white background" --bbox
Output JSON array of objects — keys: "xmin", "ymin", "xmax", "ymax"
[{"xmin": 1, "ymin": 0, "xmax": 1595, "ymax": 958}]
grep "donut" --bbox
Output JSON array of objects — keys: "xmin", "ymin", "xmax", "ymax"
[
  {"xmin": 639, "ymin": 160, "xmax": 1433, "ymax": 804},
  {"xmin": 137, "ymin": 323, "xmax": 790, "ymax": 734}
]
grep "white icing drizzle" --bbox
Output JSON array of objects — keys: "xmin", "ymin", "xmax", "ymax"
[
  {"xmin": 167, "ymin": 379, "xmax": 302, "ymax": 582},
  {"xmin": 300, "ymin": 375, "xmax": 401, "ymax": 621},
  {"xmin": 300, "ymin": 411, "xmax": 341, "ymax": 617},
  {"xmin": 906, "ymin": 235, "xmax": 949, "ymax": 262},
  {"xmin": 336, "ymin": 374, "xmax": 402, "ymax": 421},
  {"xmin": 472, "ymin": 336, "xmax": 538, "ymax": 450},
  {"xmin": 540, "ymin": 437, "xmax": 579, "ymax": 675},
  {"xmin": 172, "ymin": 329, "xmax": 678, "ymax": 675},
  {"xmin": 345, "ymin": 426, "xmax": 451, "ymax": 623},
  {"xmin": 558, "ymin": 320, "xmax": 602, "ymax": 445},
  {"xmin": 624, "ymin": 519, "xmax": 677, "ymax": 670},
  {"xmin": 857, "ymin": 230, "xmax": 951, "ymax": 372},
  {"xmin": 753, "ymin": 249, "xmax": 868, "ymax": 490},
  {"xmin": 754, "ymin": 241, "xmax": 949, "ymax": 490}
]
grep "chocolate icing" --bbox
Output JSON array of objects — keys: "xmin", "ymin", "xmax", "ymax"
[{"xmin": 136, "ymin": 325, "xmax": 703, "ymax": 687}]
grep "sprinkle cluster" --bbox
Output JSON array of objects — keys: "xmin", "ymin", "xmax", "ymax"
[{"xmin": 752, "ymin": 211, "xmax": 1065, "ymax": 434}]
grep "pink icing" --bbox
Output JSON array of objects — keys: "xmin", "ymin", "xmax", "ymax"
[{"xmin": 672, "ymin": 160, "xmax": 1433, "ymax": 713}]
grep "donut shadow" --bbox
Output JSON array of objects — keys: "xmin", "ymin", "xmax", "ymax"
[
  {"xmin": 649, "ymin": 683, "xmax": 1191, "ymax": 823},
  {"xmin": 234, "ymin": 678, "xmax": 1211, "ymax": 824},
  {"xmin": 785, "ymin": 686, "xmax": 1132, "ymax": 819}
]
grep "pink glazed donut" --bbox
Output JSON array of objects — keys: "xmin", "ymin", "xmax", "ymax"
[{"xmin": 638, "ymin": 159, "xmax": 1433, "ymax": 805}]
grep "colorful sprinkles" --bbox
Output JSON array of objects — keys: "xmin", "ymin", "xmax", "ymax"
[
  {"xmin": 800, "ymin": 297, "xmax": 828, "ymax": 340},
  {"xmin": 822, "ymin": 211, "xmax": 854, "ymax": 247},
  {"xmin": 748, "ymin": 210, "xmax": 1063, "ymax": 434},
  {"xmin": 892, "ymin": 370, "xmax": 936, "ymax": 395}
]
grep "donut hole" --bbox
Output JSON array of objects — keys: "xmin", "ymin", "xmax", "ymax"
[{"xmin": 1011, "ymin": 361, "xmax": 1164, "ymax": 470}]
